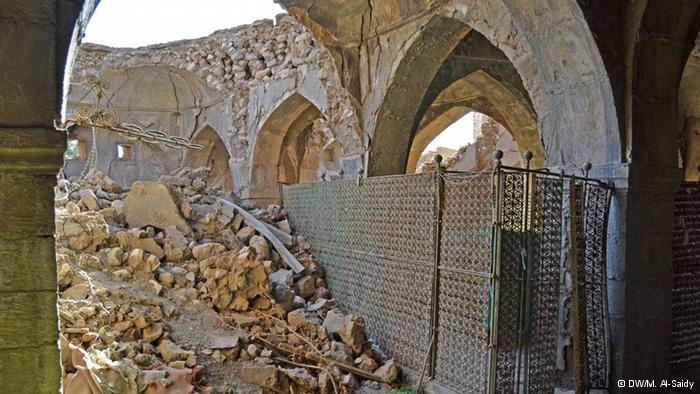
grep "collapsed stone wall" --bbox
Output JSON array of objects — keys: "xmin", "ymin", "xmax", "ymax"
[
  {"xmin": 67, "ymin": 15, "xmax": 364, "ymax": 200},
  {"xmin": 417, "ymin": 113, "xmax": 521, "ymax": 173}
]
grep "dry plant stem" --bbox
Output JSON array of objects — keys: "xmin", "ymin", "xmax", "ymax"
[
  {"xmin": 77, "ymin": 269, "xmax": 111, "ymax": 321},
  {"xmin": 303, "ymin": 351, "xmax": 397, "ymax": 387},
  {"xmin": 251, "ymin": 305, "xmax": 322, "ymax": 356}
]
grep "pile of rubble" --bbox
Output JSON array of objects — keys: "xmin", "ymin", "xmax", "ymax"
[{"xmin": 55, "ymin": 168, "xmax": 400, "ymax": 394}]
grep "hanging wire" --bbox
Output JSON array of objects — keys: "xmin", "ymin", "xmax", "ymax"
[{"xmin": 80, "ymin": 126, "xmax": 98, "ymax": 179}]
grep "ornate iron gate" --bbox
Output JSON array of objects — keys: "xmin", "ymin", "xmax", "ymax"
[{"xmin": 281, "ymin": 159, "xmax": 613, "ymax": 393}]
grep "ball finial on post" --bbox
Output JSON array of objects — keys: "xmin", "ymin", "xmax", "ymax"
[
  {"xmin": 583, "ymin": 162, "xmax": 592, "ymax": 178},
  {"xmin": 523, "ymin": 150, "xmax": 533, "ymax": 169},
  {"xmin": 493, "ymin": 150, "xmax": 504, "ymax": 167},
  {"xmin": 434, "ymin": 154, "xmax": 443, "ymax": 170}
]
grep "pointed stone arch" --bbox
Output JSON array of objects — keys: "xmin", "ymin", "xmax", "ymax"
[
  {"xmin": 183, "ymin": 124, "xmax": 232, "ymax": 192},
  {"xmin": 246, "ymin": 93, "xmax": 323, "ymax": 205},
  {"xmin": 366, "ymin": 1, "xmax": 621, "ymax": 175},
  {"xmin": 406, "ymin": 69, "xmax": 543, "ymax": 173}
]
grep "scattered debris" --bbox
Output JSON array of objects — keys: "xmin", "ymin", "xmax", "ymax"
[{"xmin": 56, "ymin": 168, "xmax": 400, "ymax": 393}]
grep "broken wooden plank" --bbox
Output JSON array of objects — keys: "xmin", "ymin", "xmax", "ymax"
[{"xmin": 216, "ymin": 198, "xmax": 306, "ymax": 274}]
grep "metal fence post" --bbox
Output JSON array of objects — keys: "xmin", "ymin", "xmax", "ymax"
[
  {"xmin": 569, "ymin": 177, "xmax": 588, "ymax": 393},
  {"xmin": 488, "ymin": 150, "xmax": 504, "ymax": 394},
  {"xmin": 515, "ymin": 151, "xmax": 534, "ymax": 393},
  {"xmin": 428, "ymin": 154, "xmax": 445, "ymax": 379}
]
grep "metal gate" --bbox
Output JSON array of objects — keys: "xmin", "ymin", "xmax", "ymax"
[
  {"xmin": 672, "ymin": 182, "xmax": 700, "ymax": 370},
  {"xmin": 281, "ymin": 158, "xmax": 613, "ymax": 393}
]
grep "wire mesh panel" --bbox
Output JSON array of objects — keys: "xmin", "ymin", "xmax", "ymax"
[
  {"xmin": 282, "ymin": 166, "xmax": 612, "ymax": 394},
  {"xmin": 526, "ymin": 175, "xmax": 564, "ymax": 393},
  {"xmin": 493, "ymin": 170, "xmax": 526, "ymax": 393},
  {"xmin": 434, "ymin": 172, "xmax": 494, "ymax": 392},
  {"xmin": 672, "ymin": 182, "xmax": 700, "ymax": 369},
  {"xmin": 571, "ymin": 182, "xmax": 589, "ymax": 389},
  {"xmin": 282, "ymin": 173, "xmax": 437, "ymax": 371},
  {"xmin": 581, "ymin": 183, "xmax": 612, "ymax": 387}
]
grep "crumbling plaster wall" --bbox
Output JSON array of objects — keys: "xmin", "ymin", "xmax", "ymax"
[
  {"xmin": 69, "ymin": 15, "xmax": 364, "ymax": 200},
  {"xmin": 65, "ymin": 65, "xmax": 228, "ymax": 187}
]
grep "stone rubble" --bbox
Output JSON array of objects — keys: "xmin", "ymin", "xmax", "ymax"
[
  {"xmin": 55, "ymin": 169, "xmax": 399, "ymax": 393},
  {"xmin": 71, "ymin": 16, "xmax": 365, "ymax": 187}
]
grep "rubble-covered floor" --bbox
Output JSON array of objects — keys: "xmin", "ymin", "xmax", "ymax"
[{"xmin": 55, "ymin": 168, "xmax": 401, "ymax": 394}]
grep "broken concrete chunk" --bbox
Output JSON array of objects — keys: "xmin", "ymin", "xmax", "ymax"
[
  {"xmin": 79, "ymin": 253, "xmax": 102, "ymax": 269},
  {"xmin": 157, "ymin": 339, "xmax": 194, "ymax": 363},
  {"xmin": 284, "ymin": 368, "xmax": 318, "ymax": 391},
  {"xmin": 322, "ymin": 310, "xmax": 345, "ymax": 335},
  {"xmin": 207, "ymin": 334, "xmax": 243, "ymax": 350},
  {"xmin": 236, "ymin": 226, "xmax": 256, "ymax": 242},
  {"xmin": 124, "ymin": 181, "xmax": 192, "ymax": 234},
  {"xmin": 239, "ymin": 364, "xmax": 290, "ymax": 392},
  {"xmin": 142, "ymin": 324, "xmax": 164, "ymax": 343},
  {"xmin": 295, "ymin": 275, "xmax": 316, "ymax": 299},
  {"xmin": 374, "ymin": 359, "xmax": 399, "ymax": 383},
  {"xmin": 354, "ymin": 354, "xmax": 379, "ymax": 373},
  {"xmin": 307, "ymin": 298, "xmax": 335, "ymax": 314},
  {"xmin": 191, "ymin": 242, "xmax": 226, "ymax": 261},
  {"xmin": 227, "ymin": 313, "xmax": 258, "ymax": 328},
  {"xmin": 62, "ymin": 283, "xmax": 89, "ymax": 300},
  {"xmin": 106, "ymin": 247, "xmax": 124, "ymax": 266},
  {"xmin": 287, "ymin": 309, "xmax": 321, "ymax": 331},
  {"xmin": 126, "ymin": 248, "xmax": 144, "ymax": 269},
  {"xmin": 116, "ymin": 230, "xmax": 165, "ymax": 258},
  {"xmin": 164, "ymin": 225, "xmax": 191, "ymax": 262},
  {"xmin": 276, "ymin": 219, "xmax": 292, "ymax": 234},
  {"xmin": 248, "ymin": 235, "xmax": 270, "ymax": 260},
  {"xmin": 79, "ymin": 189, "xmax": 99, "ymax": 211},
  {"xmin": 268, "ymin": 269, "xmax": 292, "ymax": 287},
  {"xmin": 339, "ymin": 314, "xmax": 366, "ymax": 354}
]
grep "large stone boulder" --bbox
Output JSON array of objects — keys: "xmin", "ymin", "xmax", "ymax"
[{"xmin": 123, "ymin": 182, "xmax": 191, "ymax": 234}]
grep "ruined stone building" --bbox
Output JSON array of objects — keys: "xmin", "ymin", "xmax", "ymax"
[{"xmin": 4, "ymin": 0, "xmax": 700, "ymax": 393}]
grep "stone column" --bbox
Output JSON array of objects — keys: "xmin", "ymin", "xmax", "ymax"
[
  {"xmin": 0, "ymin": 130, "xmax": 66, "ymax": 392},
  {"xmin": 0, "ymin": 1, "xmax": 94, "ymax": 392},
  {"xmin": 598, "ymin": 164, "xmax": 680, "ymax": 391}
]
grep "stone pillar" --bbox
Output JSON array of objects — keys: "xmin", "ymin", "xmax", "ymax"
[
  {"xmin": 598, "ymin": 164, "xmax": 680, "ymax": 391},
  {"xmin": 620, "ymin": 165, "xmax": 679, "ymax": 383},
  {"xmin": 0, "ymin": 1, "xmax": 94, "ymax": 392},
  {"xmin": 0, "ymin": 130, "xmax": 66, "ymax": 393}
]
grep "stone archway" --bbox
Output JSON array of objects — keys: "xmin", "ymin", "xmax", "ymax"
[
  {"xmin": 246, "ymin": 93, "xmax": 323, "ymax": 205},
  {"xmin": 183, "ymin": 125, "xmax": 232, "ymax": 192},
  {"xmin": 406, "ymin": 69, "xmax": 542, "ymax": 173},
  {"xmin": 365, "ymin": 1, "xmax": 622, "ymax": 176}
]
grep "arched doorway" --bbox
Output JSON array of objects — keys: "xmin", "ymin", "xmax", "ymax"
[
  {"xmin": 246, "ymin": 93, "xmax": 324, "ymax": 205},
  {"xmin": 183, "ymin": 125, "xmax": 232, "ymax": 192},
  {"xmin": 410, "ymin": 111, "xmax": 521, "ymax": 173},
  {"xmin": 370, "ymin": 28, "xmax": 545, "ymax": 175}
]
